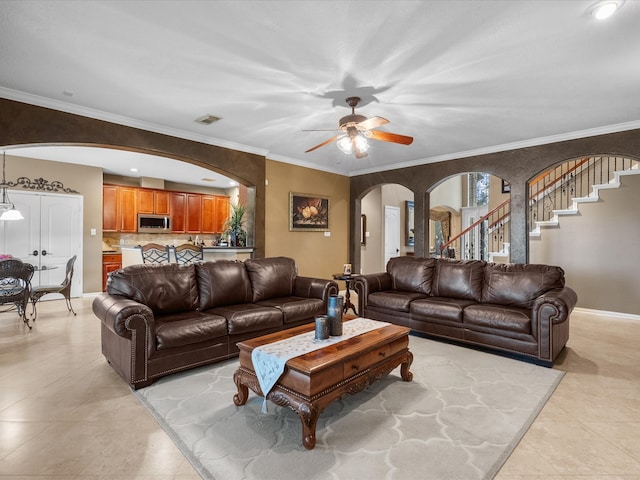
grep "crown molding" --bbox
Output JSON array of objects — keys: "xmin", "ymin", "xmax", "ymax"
[{"xmin": 348, "ymin": 120, "xmax": 640, "ymax": 177}]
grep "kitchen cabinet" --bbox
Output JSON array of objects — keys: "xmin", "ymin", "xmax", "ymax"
[
  {"xmin": 103, "ymin": 184, "xmax": 229, "ymax": 234},
  {"xmin": 186, "ymin": 194, "xmax": 202, "ymax": 233},
  {"xmin": 137, "ymin": 189, "xmax": 170, "ymax": 215},
  {"xmin": 201, "ymin": 195, "xmax": 230, "ymax": 233},
  {"xmin": 169, "ymin": 192, "xmax": 186, "ymax": 233},
  {"xmin": 102, "ymin": 253, "xmax": 122, "ymax": 291},
  {"xmin": 103, "ymin": 185, "xmax": 137, "ymax": 232}
]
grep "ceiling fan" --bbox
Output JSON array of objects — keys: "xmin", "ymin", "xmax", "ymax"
[{"xmin": 305, "ymin": 97, "xmax": 413, "ymax": 159}]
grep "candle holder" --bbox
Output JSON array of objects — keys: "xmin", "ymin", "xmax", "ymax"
[
  {"xmin": 314, "ymin": 315, "xmax": 329, "ymax": 340},
  {"xmin": 327, "ymin": 295, "xmax": 344, "ymax": 336}
]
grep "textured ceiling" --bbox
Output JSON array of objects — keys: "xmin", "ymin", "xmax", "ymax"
[{"xmin": 1, "ymin": 0, "xmax": 639, "ymax": 182}]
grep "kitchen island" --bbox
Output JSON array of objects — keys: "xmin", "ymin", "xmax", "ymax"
[{"xmin": 119, "ymin": 245, "xmax": 254, "ymax": 267}]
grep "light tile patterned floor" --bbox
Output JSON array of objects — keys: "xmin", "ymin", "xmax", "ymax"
[{"xmin": 0, "ymin": 297, "xmax": 639, "ymax": 479}]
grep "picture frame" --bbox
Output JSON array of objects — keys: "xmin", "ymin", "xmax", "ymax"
[
  {"xmin": 289, "ymin": 192, "xmax": 329, "ymax": 231},
  {"xmin": 360, "ymin": 214, "xmax": 367, "ymax": 246},
  {"xmin": 405, "ymin": 200, "xmax": 415, "ymax": 246},
  {"xmin": 501, "ymin": 179, "xmax": 511, "ymax": 193}
]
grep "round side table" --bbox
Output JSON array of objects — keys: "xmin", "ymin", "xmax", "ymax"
[{"xmin": 332, "ymin": 273, "xmax": 358, "ymax": 315}]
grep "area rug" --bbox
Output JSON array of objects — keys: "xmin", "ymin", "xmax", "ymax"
[{"xmin": 134, "ymin": 335, "xmax": 564, "ymax": 480}]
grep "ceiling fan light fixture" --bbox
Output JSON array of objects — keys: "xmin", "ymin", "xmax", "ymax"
[
  {"xmin": 336, "ymin": 132, "xmax": 369, "ymax": 155},
  {"xmin": 591, "ymin": 0, "xmax": 624, "ymax": 19},
  {"xmin": 336, "ymin": 135, "xmax": 353, "ymax": 154}
]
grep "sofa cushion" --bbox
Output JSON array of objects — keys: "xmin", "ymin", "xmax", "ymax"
[
  {"xmin": 257, "ymin": 297, "xmax": 325, "ymax": 324},
  {"xmin": 208, "ymin": 303, "xmax": 283, "ymax": 335},
  {"xmin": 463, "ymin": 304, "xmax": 532, "ymax": 335},
  {"xmin": 432, "ymin": 259, "xmax": 485, "ymax": 301},
  {"xmin": 245, "ymin": 257, "xmax": 297, "ymax": 303},
  {"xmin": 386, "ymin": 256, "xmax": 436, "ymax": 295},
  {"xmin": 155, "ymin": 311, "xmax": 228, "ymax": 350},
  {"xmin": 482, "ymin": 263, "xmax": 565, "ymax": 309},
  {"xmin": 368, "ymin": 290, "xmax": 428, "ymax": 312},
  {"xmin": 107, "ymin": 263, "xmax": 199, "ymax": 314},
  {"xmin": 410, "ymin": 297, "xmax": 476, "ymax": 322},
  {"xmin": 197, "ymin": 260, "xmax": 252, "ymax": 310}
]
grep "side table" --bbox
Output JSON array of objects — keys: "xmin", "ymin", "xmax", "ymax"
[{"xmin": 332, "ymin": 273, "xmax": 358, "ymax": 315}]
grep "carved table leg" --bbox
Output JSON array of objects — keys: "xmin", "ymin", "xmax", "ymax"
[
  {"xmin": 401, "ymin": 351, "xmax": 414, "ymax": 382},
  {"xmin": 233, "ymin": 370, "xmax": 249, "ymax": 406},
  {"xmin": 297, "ymin": 402, "xmax": 320, "ymax": 450}
]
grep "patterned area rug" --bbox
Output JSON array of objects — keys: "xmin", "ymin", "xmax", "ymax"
[{"xmin": 135, "ymin": 335, "xmax": 564, "ymax": 480}]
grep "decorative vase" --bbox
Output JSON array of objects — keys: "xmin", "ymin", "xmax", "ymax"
[{"xmin": 327, "ymin": 295, "xmax": 344, "ymax": 336}]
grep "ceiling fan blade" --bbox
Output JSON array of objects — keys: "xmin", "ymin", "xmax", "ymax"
[
  {"xmin": 357, "ymin": 116, "xmax": 389, "ymax": 131},
  {"xmin": 368, "ymin": 129, "xmax": 414, "ymax": 145},
  {"xmin": 305, "ymin": 135, "xmax": 340, "ymax": 153}
]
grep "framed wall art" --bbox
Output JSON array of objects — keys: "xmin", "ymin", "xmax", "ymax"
[
  {"xmin": 501, "ymin": 179, "xmax": 511, "ymax": 193},
  {"xmin": 405, "ymin": 200, "xmax": 415, "ymax": 246},
  {"xmin": 289, "ymin": 192, "xmax": 329, "ymax": 231}
]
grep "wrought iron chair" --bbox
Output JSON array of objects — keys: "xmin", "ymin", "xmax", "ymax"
[
  {"xmin": 30, "ymin": 255, "xmax": 77, "ymax": 321},
  {"xmin": 170, "ymin": 243, "xmax": 204, "ymax": 265},
  {"xmin": 139, "ymin": 243, "xmax": 170, "ymax": 264},
  {"xmin": 0, "ymin": 258, "xmax": 35, "ymax": 328}
]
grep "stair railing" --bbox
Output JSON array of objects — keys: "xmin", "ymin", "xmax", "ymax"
[{"xmin": 439, "ymin": 156, "xmax": 638, "ymax": 260}]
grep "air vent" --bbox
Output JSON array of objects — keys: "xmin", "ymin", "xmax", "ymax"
[{"xmin": 195, "ymin": 114, "xmax": 222, "ymax": 125}]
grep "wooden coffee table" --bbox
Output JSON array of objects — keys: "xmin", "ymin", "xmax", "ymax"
[{"xmin": 233, "ymin": 319, "xmax": 413, "ymax": 449}]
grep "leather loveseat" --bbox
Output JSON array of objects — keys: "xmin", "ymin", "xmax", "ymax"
[
  {"xmin": 353, "ymin": 257, "xmax": 577, "ymax": 365},
  {"xmin": 92, "ymin": 256, "xmax": 338, "ymax": 388}
]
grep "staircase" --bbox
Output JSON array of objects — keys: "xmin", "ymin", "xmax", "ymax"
[
  {"xmin": 529, "ymin": 158, "xmax": 639, "ymax": 238},
  {"xmin": 440, "ymin": 156, "xmax": 639, "ymax": 261}
]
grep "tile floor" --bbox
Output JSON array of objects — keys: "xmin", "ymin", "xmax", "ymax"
[{"xmin": 0, "ymin": 296, "xmax": 639, "ymax": 479}]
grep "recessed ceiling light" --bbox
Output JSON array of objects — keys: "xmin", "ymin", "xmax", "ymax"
[
  {"xmin": 591, "ymin": 0, "xmax": 624, "ymax": 20},
  {"xmin": 229, "ymin": 181, "xmax": 238, "ymax": 187},
  {"xmin": 201, "ymin": 177, "xmax": 216, "ymax": 182},
  {"xmin": 130, "ymin": 167, "xmax": 139, "ymax": 172},
  {"xmin": 195, "ymin": 114, "xmax": 222, "ymax": 125}
]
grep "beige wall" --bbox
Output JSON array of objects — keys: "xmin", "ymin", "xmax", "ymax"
[
  {"xmin": 265, "ymin": 160, "xmax": 349, "ymax": 280},
  {"xmin": 360, "ymin": 184, "xmax": 413, "ymax": 274},
  {"xmin": 530, "ymin": 172, "xmax": 640, "ymax": 316},
  {"xmin": 4, "ymin": 154, "xmax": 104, "ymax": 293}
]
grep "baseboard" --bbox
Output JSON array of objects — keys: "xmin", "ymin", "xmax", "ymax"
[{"xmin": 574, "ymin": 307, "xmax": 640, "ymax": 321}]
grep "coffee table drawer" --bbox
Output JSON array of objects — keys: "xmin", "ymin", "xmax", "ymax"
[{"xmin": 343, "ymin": 343, "xmax": 390, "ymax": 376}]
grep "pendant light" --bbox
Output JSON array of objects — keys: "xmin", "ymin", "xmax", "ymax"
[{"xmin": 0, "ymin": 152, "xmax": 24, "ymax": 221}]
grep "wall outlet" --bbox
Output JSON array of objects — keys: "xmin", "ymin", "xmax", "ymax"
[
  {"xmin": 324, "ymin": 231, "xmax": 331, "ymax": 237},
  {"xmin": 90, "ymin": 228, "xmax": 96, "ymax": 236}
]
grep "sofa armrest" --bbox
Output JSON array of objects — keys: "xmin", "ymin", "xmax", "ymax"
[
  {"xmin": 352, "ymin": 273, "xmax": 393, "ymax": 315},
  {"xmin": 294, "ymin": 276, "xmax": 339, "ymax": 302},
  {"xmin": 92, "ymin": 293, "xmax": 155, "ymax": 339},
  {"xmin": 532, "ymin": 286, "xmax": 578, "ymax": 325}
]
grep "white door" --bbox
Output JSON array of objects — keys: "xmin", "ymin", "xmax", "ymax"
[
  {"xmin": 384, "ymin": 205, "xmax": 401, "ymax": 266},
  {"xmin": 0, "ymin": 191, "xmax": 83, "ymax": 295}
]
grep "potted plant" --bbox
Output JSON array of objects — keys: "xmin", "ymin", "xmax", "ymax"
[{"xmin": 224, "ymin": 203, "xmax": 247, "ymax": 247}]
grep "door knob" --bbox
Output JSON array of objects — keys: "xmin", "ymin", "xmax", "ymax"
[
  {"xmin": 42, "ymin": 250, "xmax": 47, "ymax": 256},
  {"xmin": 33, "ymin": 250, "xmax": 39, "ymax": 256}
]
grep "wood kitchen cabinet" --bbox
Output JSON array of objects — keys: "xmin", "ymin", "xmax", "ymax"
[
  {"xmin": 103, "ymin": 184, "xmax": 230, "ymax": 234},
  {"xmin": 102, "ymin": 253, "xmax": 122, "ymax": 291},
  {"xmin": 169, "ymin": 192, "xmax": 186, "ymax": 233},
  {"xmin": 186, "ymin": 194, "xmax": 202, "ymax": 233},
  {"xmin": 103, "ymin": 185, "xmax": 137, "ymax": 232},
  {"xmin": 137, "ymin": 189, "xmax": 170, "ymax": 215},
  {"xmin": 202, "ymin": 195, "xmax": 230, "ymax": 233}
]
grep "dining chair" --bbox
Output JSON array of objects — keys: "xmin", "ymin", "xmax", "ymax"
[
  {"xmin": 30, "ymin": 255, "xmax": 77, "ymax": 321},
  {"xmin": 170, "ymin": 243, "xmax": 204, "ymax": 265},
  {"xmin": 139, "ymin": 243, "xmax": 170, "ymax": 264},
  {"xmin": 0, "ymin": 258, "xmax": 35, "ymax": 328}
]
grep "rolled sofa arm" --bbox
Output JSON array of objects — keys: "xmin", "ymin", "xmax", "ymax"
[
  {"xmin": 532, "ymin": 286, "xmax": 578, "ymax": 325},
  {"xmin": 92, "ymin": 293, "xmax": 155, "ymax": 338},
  {"xmin": 352, "ymin": 273, "xmax": 393, "ymax": 316},
  {"xmin": 294, "ymin": 276, "xmax": 339, "ymax": 303}
]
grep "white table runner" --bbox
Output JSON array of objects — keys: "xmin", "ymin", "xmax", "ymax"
[{"xmin": 251, "ymin": 317, "xmax": 390, "ymax": 413}]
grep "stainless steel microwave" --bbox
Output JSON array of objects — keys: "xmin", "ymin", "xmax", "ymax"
[{"xmin": 137, "ymin": 214, "xmax": 171, "ymax": 233}]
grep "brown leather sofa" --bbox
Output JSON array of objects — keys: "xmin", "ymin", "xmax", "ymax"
[
  {"xmin": 353, "ymin": 257, "xmax": 577, "ymax": 366},
  {"xmin": 92, "ymin": 257, "xmax": 339, "ymax": 388}
]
